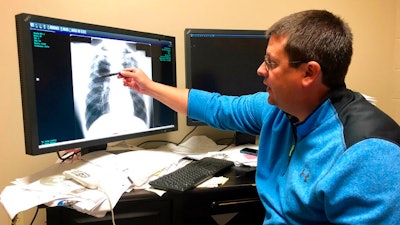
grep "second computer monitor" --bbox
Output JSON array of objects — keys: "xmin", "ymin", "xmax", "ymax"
[{"xmin": 185, "ymin": 28, "xmax": 268, "ymax": 126}]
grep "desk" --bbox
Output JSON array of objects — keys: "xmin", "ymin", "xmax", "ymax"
[{"xmin": 47, "ymin": 166, "xmax": 264, "ymax": 225}]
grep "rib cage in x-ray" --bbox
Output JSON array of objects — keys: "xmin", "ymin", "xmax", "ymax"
[
  {"xmin": 121, "ymin": 47, "xmax": 147, "ymax": 123},
  {"xmin": 85, "ymin": 51, "xmax": 111, "ymax": 130},
  {"xmin": 84, "ymin": 41, "xmax": 148, "ymax": 131}
]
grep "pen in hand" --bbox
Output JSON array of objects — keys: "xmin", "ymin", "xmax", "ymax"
[{"xmin": 99, "ymin": 72, "xmax": 120, "ymax": 78}]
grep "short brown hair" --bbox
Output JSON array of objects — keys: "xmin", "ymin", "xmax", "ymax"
[{"xmin": 267, "ymin": 10, "xmax": 353, "ymax": 89}]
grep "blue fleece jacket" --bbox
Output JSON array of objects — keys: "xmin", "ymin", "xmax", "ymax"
[{"xmin": 188, "ymin": 88, "xmax": 400, "ymax": 225}]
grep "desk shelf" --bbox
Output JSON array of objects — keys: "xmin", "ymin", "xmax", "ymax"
[{"xmin": 47, "ymin": 189, "xmax": 171, "ymax": 225}]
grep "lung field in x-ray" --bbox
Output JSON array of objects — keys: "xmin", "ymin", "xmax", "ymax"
[
  {"xmin": 70, "ymin": 37, "xmax": 152, "ymax": 138},
  {"xmin": 85, "ymin": 50, "xmax": 111, "ymax": 130}
]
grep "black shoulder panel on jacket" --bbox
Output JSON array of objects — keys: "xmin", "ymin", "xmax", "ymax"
[{"xmin": 330, "ymin": 88, "xmax": 400, "ymax": 148}]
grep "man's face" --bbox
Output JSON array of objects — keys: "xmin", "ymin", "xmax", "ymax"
[{"xmin": 257, "ymin": 35, "xmax": 304, "ymax": 113}]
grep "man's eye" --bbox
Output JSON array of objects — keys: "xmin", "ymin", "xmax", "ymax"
[{"xmin": 267, "ymin": 61, "xmax": 276, "ymax": 67}]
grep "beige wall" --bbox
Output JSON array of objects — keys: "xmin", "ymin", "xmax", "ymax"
[
  {"xmin": 1, "ymin": 0, "xmax": 398, "ymax": 224},
  {"xmin": 395, "ymin": 0, "xmax": 400, "ymax": 120}
]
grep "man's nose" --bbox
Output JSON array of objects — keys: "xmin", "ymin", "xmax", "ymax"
[{"xmin": 257, "ymin": 62, "xmax": 268, "ymax": 77}]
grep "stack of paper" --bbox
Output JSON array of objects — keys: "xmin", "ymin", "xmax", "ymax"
[
  {"xmin": 0, "ymin": 149, "xmax": 188, "ymax": 219},
  {"xmin": 0, "ymin": 151, "xmax": 132, "ymax": 219},
  {"xmin": 0, "ymin": 136, "xmax": 259, "ymax": 220}
]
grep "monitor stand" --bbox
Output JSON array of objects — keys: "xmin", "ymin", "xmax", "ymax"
[{"xmin": 80, "ymin": 144, "xmax": 108, "ymax": 155}]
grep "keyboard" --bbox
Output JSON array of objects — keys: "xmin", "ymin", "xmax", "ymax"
[{"xmin": 149, "ymin": 157, "xmax": 234, "ymax": 192}]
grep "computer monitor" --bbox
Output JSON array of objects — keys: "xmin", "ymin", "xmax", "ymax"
[
  {"xmin": 15, "ymin": 13, "xmax": 177, "ymax": 155},
  {"xmin": 184, "ymin": 28, "xmax": 267, "ymax": 126}
]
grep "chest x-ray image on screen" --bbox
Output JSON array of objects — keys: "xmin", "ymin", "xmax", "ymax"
[
  {"xmin": 71, "ymin": 37, "xmax": 152, "ymax": 138},
  {"xmin": 15, "ymin": 13, "xmax": 177, "ymax": 155}
]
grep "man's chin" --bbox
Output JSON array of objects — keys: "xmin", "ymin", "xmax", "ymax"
[
  {"xmin": 267, "ymin": 96, "xmax": 276, "ymax": 105},
  {"xmin": 268, "ymin": 98, "xmax": 276, "ymax": 105}
]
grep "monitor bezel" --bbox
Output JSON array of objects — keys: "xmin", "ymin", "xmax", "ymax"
[{"xmin": 15, "ymin": 13, "xmax": 178, "ymax": 155}]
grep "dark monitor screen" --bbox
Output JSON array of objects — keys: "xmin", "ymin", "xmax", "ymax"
[
  {"xmin": 15, "ymin": 13, "xmax": 177, "ymax": 155},
  {"xmin": 185, "ymin": 28, "xmax": 267, "ymax": 126}
]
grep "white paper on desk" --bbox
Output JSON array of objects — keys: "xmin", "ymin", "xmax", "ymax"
[
  {"xmin": 0, "ymin": 153, "xmax": 131, "ymax": 219},
  {"xmin": 0, "ymin": 169, "xmax": 104, "ymax": 219},
  {"xmin": 35, "ymin": 178, "xmax": 107, "ymax": 211},
  {"xmin": 0, "ymin": 162, "xmax": 81, "ymax": 219},
  {"xmin": 80, "ymin": 150, "xmax": 120, "ymax": 168},
  {"xmin": 206, "ymin": 144, "xmax": 258, "ymax": 167},
  {"xmin": 161, "ymin": 135, "xmax": 228, "ymax": 155},
  {"xmin": 60, "ymin": 152, "xmax": 131, "ymax": 217},
  {"xmin": 115, "ymin": 150, "xmax": 186, "ymax": 188},
  {"xmin": 43, "ymin": 170, "xmax": 129, "ymax": 218},
  {"xmin": 13, "ymin": 162, "xmax": 78, "ymax": 185},
  {"xmin": 77, "ymin": 165, "xmax": 131, "ymax": 217},
  {"xmin": 0, "ymin": 184, "xmax": 67, "ymax": 219}
]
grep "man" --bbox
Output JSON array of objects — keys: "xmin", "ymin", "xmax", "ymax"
[{"xmin": 118, "ymin": 9, "xmax": 400, "ymax": 224}]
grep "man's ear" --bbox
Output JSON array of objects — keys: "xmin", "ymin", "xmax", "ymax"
[{"xmin": 302, "ymin": 61, "xmax": 322, "ymax": 87}]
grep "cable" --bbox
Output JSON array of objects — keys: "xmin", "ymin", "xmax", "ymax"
[
  {"xmin": 11, "ymin": 207, "xmax": 40, "ymax": 225},
  {"xmin": 56, "ymin": 149, "xmax": 82, "ymax": 162},
  {"xmin": 136, "ymin": 140, "xmax": 178, "ymax": 147},
  {"xmin": 177, "ymin": 126, "xmax": 198, "ymax": 145},
  {"xmin": 216, "ymin": 144, "xmax": 232, "ymax": 151},
  {"xmin": 30, "ymin": 207, "xmax": 39, "ymax": 225},
  {"xmin": 137, "ymin": 126, "xmax": 198, "ymax": 148},
  {"xmin": 98, "ymin": 187, "xmax": 116, "ymax": 225}
]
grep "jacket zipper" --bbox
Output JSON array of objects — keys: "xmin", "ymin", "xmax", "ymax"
[{"xmin": 282, "ymin": 117, "xmax": 298, "ymax": 175}]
